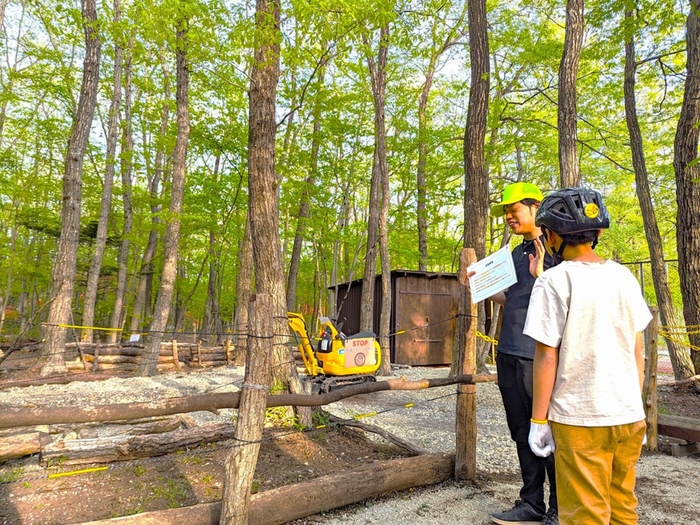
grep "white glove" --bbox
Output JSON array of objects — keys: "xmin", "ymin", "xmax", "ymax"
[
  {"xmin": 529, "ymin": 420, "xmax": 556, "ymax": 457},
  {"xmin": 642, "ymin": 433, "xmax": 648, "ymax": 446}
]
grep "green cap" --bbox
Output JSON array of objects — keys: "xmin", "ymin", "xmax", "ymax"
[{"xmin": 490, "ymin": 182, "xmax": 544, "ymax": 217}]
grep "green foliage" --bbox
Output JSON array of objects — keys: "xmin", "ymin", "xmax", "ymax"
[{"xmin": 0, "ymin": 0, "xmax": 689, "ymax": 341}]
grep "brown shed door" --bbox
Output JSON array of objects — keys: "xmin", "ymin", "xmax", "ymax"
[{"xmin": 394, "ymin": 290, "xmax": 456, "ymax": 365}]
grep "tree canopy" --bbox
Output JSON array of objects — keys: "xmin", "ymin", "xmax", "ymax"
[{"xmin": 0, "ymin": 0, "xmax": 692, "ymax": 352}]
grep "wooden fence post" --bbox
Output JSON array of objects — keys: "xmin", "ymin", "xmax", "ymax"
[
  {"xmin": 643, "ymin": 306, "xmax": 659, "ymax": 451},
  {"xmin": 219, "ymin": 293, "xmax": 273, "ymax": 525},
  {"xmin": 455, "ymin": 247, "xmax": 477, "ymax": 481}
]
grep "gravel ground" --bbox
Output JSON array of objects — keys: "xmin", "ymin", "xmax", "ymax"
[{"xmin": 1, "ymin": 365, "xmax": 698, "ymax": 525}]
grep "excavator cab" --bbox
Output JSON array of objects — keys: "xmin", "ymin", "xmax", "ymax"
[{"xmin": 287, "ymin": 312, "xmax": 381, "ymax": 393}]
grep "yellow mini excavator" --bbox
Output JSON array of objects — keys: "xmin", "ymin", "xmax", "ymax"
[{"xmin": 287, "ymin": 312, "xmax": 381, "ymax": 393}]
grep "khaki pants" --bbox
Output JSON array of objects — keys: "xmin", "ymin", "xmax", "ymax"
[{"xmin": 550, "ymin": 420, "xmax": 645, "ymax": 525}]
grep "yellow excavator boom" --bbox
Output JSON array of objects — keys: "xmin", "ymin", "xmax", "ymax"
[{"xmin": 286, "ymin": 312, "xmax": 319, "ymax": 376}]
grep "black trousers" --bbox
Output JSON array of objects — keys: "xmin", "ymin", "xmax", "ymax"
[{"xmin": 497, "ymin": 352, "xmax": 557, "ymax": 514}]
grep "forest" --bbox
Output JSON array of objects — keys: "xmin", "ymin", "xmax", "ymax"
[{"xmin": 0, "ymin": 0, "xmax": 698, "ymax": 382}]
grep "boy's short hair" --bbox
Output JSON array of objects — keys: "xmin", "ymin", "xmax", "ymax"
[{"xmin": 557, "ymin": 230, "xmax": 600, "ymax": 247}]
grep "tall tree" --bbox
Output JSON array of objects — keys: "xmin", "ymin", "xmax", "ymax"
[
  {"xmin": 558, "ymin": 0, "xmax": 584, "ymax": 188},
  {"xmin": 39, "ymin": 0, "xmax": 101, "ymax": 376},
  {"xmin": 221, "ymin": 0, "xmax": 293, "ymax": 521},
  {"xmin": 138, "ymin": 13, "xmax": 190, "ymax": 376},
  {"xmin": 454, "ymin": 0, "xmax": 489, "ymax": 375},
  {"xmin": 371, "ymin": 24, "xmax": 391, "ymax": 375},
  {"xmin": 359, "ymin": 23, "xmax": 389, "ymax": 334},
  {"xmin": 108, "ymin": 38, "xmax": 134, "ymax": 344},
  {"xmin": 233, "ymin": 214, "xmax": 253, "ymax": 352},
  {"xmin": 673, "ymin": 0, "xmax": 700, "ymax": 386},
  {"xmin": 286, "ymin": 54, "xmax": 327, "ymax": 311},
  {"xmin": 129, "ymin": 53, "xmax": 170, "ymax": 334},
  {"xmin": 82, "ymin": 0, "xmax": 123, "ymax": 343},
  {"xmin": 624, "ymin": 3, "xmax": 695, "ymax": 381}
]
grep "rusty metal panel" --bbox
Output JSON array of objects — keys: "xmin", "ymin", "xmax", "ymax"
[
  {"xmin": 332, "ymin": 270, "xmax": 460, "ymax": 366},
  {"xmin": 393, "ymin": 273, "xmax": 459, "ymax": 365}
]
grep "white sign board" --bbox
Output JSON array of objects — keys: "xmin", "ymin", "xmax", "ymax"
[{"xmin": 468, "ymin": 246, "xmax": 517, "ymax": 303}]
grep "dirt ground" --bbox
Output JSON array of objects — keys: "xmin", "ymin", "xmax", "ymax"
[
  {"xmin": 0, "ymin": 355, "xmax": 697, "ymax": 525},
  {"xmin": 0, "ymin": 417, "xmax": 411, "ymax": 525}
]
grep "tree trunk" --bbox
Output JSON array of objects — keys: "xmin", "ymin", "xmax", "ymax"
[
  {"xmin": 220, "ymin": 294, "xmax": 274, "ymax": 525},
  {"xmin": 40, "ymin": 0, "xmax": 101, "ymax": 376},
  {"xmin": 82, "ymin": 0, "xmax": 122, "ymax": 344},
  {"xmin": 558, "ymin": 0, "xmax": 584, "ymax": 188},
  {"xmin": 203, "ymin": 155, "xmax": 223, "ymax": 344},
  {"xmin": 138, "ymin": 19, "xmax": 190, "ymax": 376},
  {"xmin": 108, "ymin": 41, "xmax": 134, "ymax": 344},
  {"xmin": 233, "ymin": 214, "xmax": 253, "ymax": 351},
  {"xmin": 360, "ymin": 28, "xmax": 388, "ymax": 334},
  {"xmin": 129, "ymin": 55, "xmax": 170, "ymax": 334},
  {"xmin": 244, "ymin": 0, "xmax": 308, "ymax": 415},
  {"xmin": 624, "ymin": 5, "xmax": 695, "ymax": 380},
  {"xmin": 204, "ymin": 238, "xmax": 223, "ymax": 343},
  {"xmin": 286, "ymin": 64, "xmax": 326, "ymax": 311},
  {"xmin": 462, "ymin": 0, "xmax": 489, "ymax": 262},
  {"xmin": 455, "ymin": 0, "xmax": 489, "ymax": 377},
  {"xmin": 365, "ymin": 25, "xmax": 391, "ymax": 374},
  {"xmin": 674, "ymin": 0, "xmax": 700, "ymax": 383},
  {"xmin": 417, "ymin": 65, "xmax": 433, "ymax": 270}
]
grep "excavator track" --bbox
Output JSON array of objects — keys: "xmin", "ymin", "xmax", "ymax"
[{"xmin": 307, "ymin": 374, "xmax": 376, "ymax": 394}]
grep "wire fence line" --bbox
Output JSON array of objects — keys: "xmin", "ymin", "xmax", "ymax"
[
  {"xmin": 0, "ymin": 386, "xmax": 459, "ymax": 486},
  {"xmin": 1, "ymin": 313, "xmax": 697, "ymax": 392}
]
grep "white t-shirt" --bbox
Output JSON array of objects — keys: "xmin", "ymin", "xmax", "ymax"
[{"xmin": 523, "ymin": 260, "xmax": 652, "ymax": 426}]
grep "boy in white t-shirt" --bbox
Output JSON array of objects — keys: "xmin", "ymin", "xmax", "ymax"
[{"xmin": 522, "ymin": 188, "xmax": 651, "ymax": 525}]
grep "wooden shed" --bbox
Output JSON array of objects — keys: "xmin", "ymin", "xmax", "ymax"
[{"xmin": 331, "ymin": 270, "xmax": 461, "ymax": 366}]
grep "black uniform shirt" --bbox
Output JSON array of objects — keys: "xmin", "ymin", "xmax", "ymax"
[{"xmin": 496, "ymin": 235, "xmax": 555, "ymax": 360}]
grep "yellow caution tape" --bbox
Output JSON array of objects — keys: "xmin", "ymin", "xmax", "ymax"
[
  {"xmin": 353, "ymin": 412, "xmax": 377, "ymax": 420},
  {"xmin": 56, "ymin": 324, "xmax": 123, "ymax": 332},
  {"xmin": 48, "ymin": 466, "xmax": 109, "ymax": 479}
]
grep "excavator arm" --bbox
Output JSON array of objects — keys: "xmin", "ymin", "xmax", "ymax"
[{"xmin": 287, "ymin": 312, "xmax": 320, "ymax": 376}]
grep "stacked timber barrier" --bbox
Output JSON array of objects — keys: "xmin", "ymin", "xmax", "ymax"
[{"xmin": 64, "ymin": 340, "xmax": 237, "ymax": 373}]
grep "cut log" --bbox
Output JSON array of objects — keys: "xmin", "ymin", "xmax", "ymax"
[
  {"xmin": 658, "ymin": 413, "xmax": 700, "ymax": 443},
  {"xmin": 0, "ymin": 374, "xmax": 495, "ymax": 429},
  {"xmin": 75, "ymin": 452, "xmax": 455, "ymax": 525},
  {"xmin": 41, "ymin": 423, "xmax": 237, "ymax": 465},
  {"xmin": 92, "ymin": 363, "xmax": 137, "ymax": 371},
  {"xmin": 84, "ymin": 355, "xmax": 176, "ymax": 365},
  {"xmin": 0, "ymin": 431, "xmax": 45, "ymax": 461},
  {"xmin": 49, "ymin": 416, "xmax": 184, "ymax": 435},
  {"xmin": 85, "ymin": 355, "xmax": 139, "ymax": 365},
  {"xmin": 0, "ymin": 372, "xmax": 132, "ymax": 391}
]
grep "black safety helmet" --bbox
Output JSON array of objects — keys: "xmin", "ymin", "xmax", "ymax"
[{"xmin": 535, "ymin": 187, "xmax": 610, "ymax": 235}]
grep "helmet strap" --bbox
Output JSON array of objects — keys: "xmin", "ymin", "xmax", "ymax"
[{"xmin": 552, "ymin": 239, "xmax": 567, "ymax": 265}]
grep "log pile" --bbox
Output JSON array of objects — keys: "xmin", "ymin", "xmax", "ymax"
[{"xmin": 63, "ymin": 340, "xmax": 238, "ymax": 372}]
